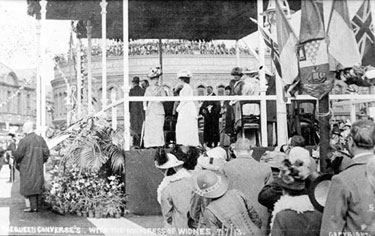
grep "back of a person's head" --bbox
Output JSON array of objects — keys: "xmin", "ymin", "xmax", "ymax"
[
  {"xmin": 22, "ymin": 121, "xmax": 34, "ymax": 134},
  {"xmin": 234, "ymin": 138, "xmax": 251, "ymax": 153},
  {"xmin": 350, "ymin": 120, "xmax": 375, "ymax": 150},
  {"xmin": 290, "ymin": 135, "xmax": 306, "ymax": 147}
]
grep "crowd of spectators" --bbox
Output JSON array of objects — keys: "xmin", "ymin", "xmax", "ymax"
[
  {"xmin": 128, "ymin": 39, "xmax": 252, "ymax": 56},
  {"xmin": 54, "ymin": 39, "xmax": 253, "ymax": 64}
]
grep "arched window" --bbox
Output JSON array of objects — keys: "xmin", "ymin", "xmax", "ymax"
[
  {"xmin": 7, "ymin": 91, "xmax": 11, "ymax": 113},
  {"xmin": 217, "ymin": 85, "xmax": 225, "ymax": 96},
  {"xmin": 59, "ymin": 93, "xmax": 63, "ymax": 116},
  {"xmin": 109, "ymin": 87, "xmax": 117, "ymax": 101},
  {"xmin": 197, "ymin": 85, "xmax": 206, "ymax": 96},
  {"xmin": 27, "ymin": 93, "xmax": 31, "ymax": 116},
  {"xmin": 17, "ymin": 93, "xmax": 21, "ymax": 115},
  {"xmin": 163, "ymin": 85, "xmax": 171, "ymax": 96}
]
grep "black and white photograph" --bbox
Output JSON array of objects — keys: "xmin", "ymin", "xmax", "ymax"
[{"xmin": 0, "ymin": 0, "xmax": 375, "ymax": 235}]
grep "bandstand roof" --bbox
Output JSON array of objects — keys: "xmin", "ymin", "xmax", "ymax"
[{"xmin": 27, "ymin": 0, "xmax": 301, "ymax": 40}]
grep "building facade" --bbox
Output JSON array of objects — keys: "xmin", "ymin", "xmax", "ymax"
[
  {"xmin": 52, "ymin": 54, "xmax": 271, "ymax": 125},
  {"xmin": 52, "ymin": 54, "xmax": 375, "ymax": 126},
  {"xmin": 0, "ymin": 63, "xmax": 37, "ymax": 132}
]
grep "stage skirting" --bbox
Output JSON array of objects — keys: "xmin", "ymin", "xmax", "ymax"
[{"xmin": 125, "ymin": 149, "xmax": 163, "ymax": 215}]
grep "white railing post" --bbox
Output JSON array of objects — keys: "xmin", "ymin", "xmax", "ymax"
[{"xmin": 100, "ymin": 0, "xmax": 108, "ymax": 111}]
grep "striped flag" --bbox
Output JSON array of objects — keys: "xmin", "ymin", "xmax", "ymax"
[
  {"xmin": 327, "ymin": 0, "xmax": 362, "ymax": 70},
  {"xmin": 258, "ymin": 25, "xmax": 282, "ymax": 77},
  {"xmin": 275, "ymin": 0, "xmax": 299, "ymax": 86},
  {"xmin": 298, "ymin": 0, "xmax": 335, "ymax": 99},
  {"xmin": 351, "ymin": 0, "xmax": 375, "ymax": 66}
]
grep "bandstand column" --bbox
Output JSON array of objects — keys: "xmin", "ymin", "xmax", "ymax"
[
  {"xmin": 257, "ymin": 0, "xmax": 268, "ymax": 146},
  {"xmin": 40, "ymin": 0, "xmax": 47, "ymax": 135},
  {"xmin": 123, "ymin": 0, "xmax": 130, "ymax": 150},
  {"xmin": 235, "ymin": 40, "xmax": 240, "ymax": 66},
  {"xmin": 86, "ymin": 20, "xmax": 93, "ymax": 112},
  {"xmin": 35, "ymin": 20, "xmax": 41, "ymax": 129},
  {"xmin": 100, "ymin": 0, "xmax": 108, "ymax": 111},
  {"xmin": 111, "ymin": 89, "xmax": 117, "ymax": 130},
  {"xmin": 76, "ymin": 41, "xmax": 82, "ymax": 117}
]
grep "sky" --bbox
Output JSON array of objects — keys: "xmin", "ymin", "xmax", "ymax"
[{"xmin": 0, "ymin": 0, "xmax": 71, "ymax": 69}]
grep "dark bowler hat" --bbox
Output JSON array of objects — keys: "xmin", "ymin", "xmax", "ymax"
[{"xmin": 132, "ymin": 76, "xmax": 140, "ymax": 83}]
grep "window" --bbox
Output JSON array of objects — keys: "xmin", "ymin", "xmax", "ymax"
[
  {"xmin": 217, "ymin": 85, "xmax": 225, "ymax": 96},
  {"xmin": 197, "ymin": 85, "xmax": 206, "ymax": 96},
  {"xmin": 27, "ymin": 94, "xmax": 31, "ymax": 116},
  {"xmin": 109, "ymin": 87, "xmax": 117, "ymax": 101},
  {"xmin": 7, "ymin": 91, "xmax": 11, "ymax": 113},
  {"xmin": 163, "ymin": 85, "xmax": 171, "ymax": 96},
  {"xmin": 17, "ymin": 93, "xmax": 21, "ymax": 115}
]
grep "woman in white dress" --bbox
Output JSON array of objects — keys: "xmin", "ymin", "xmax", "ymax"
[
  {"xmin": 143, "ymin": 66, "xmax": 165, "ymax": 148},
  {"xmin": 175, "ymin": 70, "xmax": 200, "ymax": 146}
]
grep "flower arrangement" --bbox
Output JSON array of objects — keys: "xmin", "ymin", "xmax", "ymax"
[{"xmin": 43, "ymin": 116, "xmax": 127, "ymax": 217}]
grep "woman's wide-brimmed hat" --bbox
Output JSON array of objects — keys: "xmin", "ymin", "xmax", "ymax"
[
  {"xmin": 197, "ymin": 147, "xmax": 227, "ymax": 171},
  {"xmin": 277, "ymin": 159, "xmax": 308, "ymax": 191},
  {"xmin": 148, "ymin": 66, "xmax": 162, "ymax": 79},
  {"xmin": 260, "ymin": 151, "xmax": 287, "ymax": 169},
  {"xmin": 177, "ymin": 69, "xmax": 192, "ymax": 79},
  {"xmin": 195, "ymin": 170, "xmax": 229, "ymax": 198},
  {"xmin": 275, "ymin": 175, "xmax": 306, "ymax": 191},
  {"xmin": 288, "ymin": 147, "xmax": 312, "ymax": 167},
  {"xmin": 331, "ymin": 126, "xmax": 342, "ymax": 136},
  {"xmin": 155, "ymin": 153, "xmax": 184, "ymax": 169}
]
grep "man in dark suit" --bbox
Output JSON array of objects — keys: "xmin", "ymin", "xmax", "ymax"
[
  {"xmin": 129, "ymin": 76, "xmax": 145, "ymax": 147},
  {"xmin": 320, "ymin": 120, "xmax": 375, "ymax": 235},
  {"xmin": 199, "ymin": 86, "xmax": 221, "ymax": 148},
  {"xmin": 14, "ymin": 121, "xmax": 49, "ymax": 212}
]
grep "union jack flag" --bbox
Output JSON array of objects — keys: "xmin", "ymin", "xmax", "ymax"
[
  {"xmin": 352, "ymin": 0, "xmax": 375, "ymax": 65},
  {"xmin": 258, "ymin": 26, "xmax": 282, "ymax": 77}
]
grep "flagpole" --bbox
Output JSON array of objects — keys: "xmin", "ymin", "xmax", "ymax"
[
  {"xmin": 257, "ymin": 0, "xmax": 268, "ymax": 147},
  {"xmin": 266, "ymin": 0, "xmax": 288, "ymax": 146}
]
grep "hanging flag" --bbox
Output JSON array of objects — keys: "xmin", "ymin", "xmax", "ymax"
[
  {"xmin": 327, "ymin": 0, "xmax": 362, "ymax": 70},
  {"xmin": 298, "ymin": 0, "xmax": 334, "ymax": 99},
  {"xmin": 275, "ymin": 0, "xmax": 299, "ymax": 86},
  {"xmin": 352, "ymin": 0, "xmax": 375, "ymax": 66},
  {"xmin": 258, "ymin": 24, "xmax": 282, "ymax": 77}
]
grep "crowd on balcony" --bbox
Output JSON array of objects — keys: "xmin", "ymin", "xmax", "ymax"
[
  {"xmin": 128, "ymin": 39, "xmax": 252, "ymax": 56},
  {"xmin": 53, "ymin": 40, "xmax": 253, "ymax": 64}
]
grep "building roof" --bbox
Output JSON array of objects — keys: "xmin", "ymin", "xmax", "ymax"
[
  {"xmin": 0, "ymin": 62, "xmax": 13, "ymax": 78},
  {"xmin": 27, "ymin": 0, "xmax": 301, "ymax": 40},
  {"xmin": 0, "ymin": 62, "xmax": 36, "ymax": 89}
]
